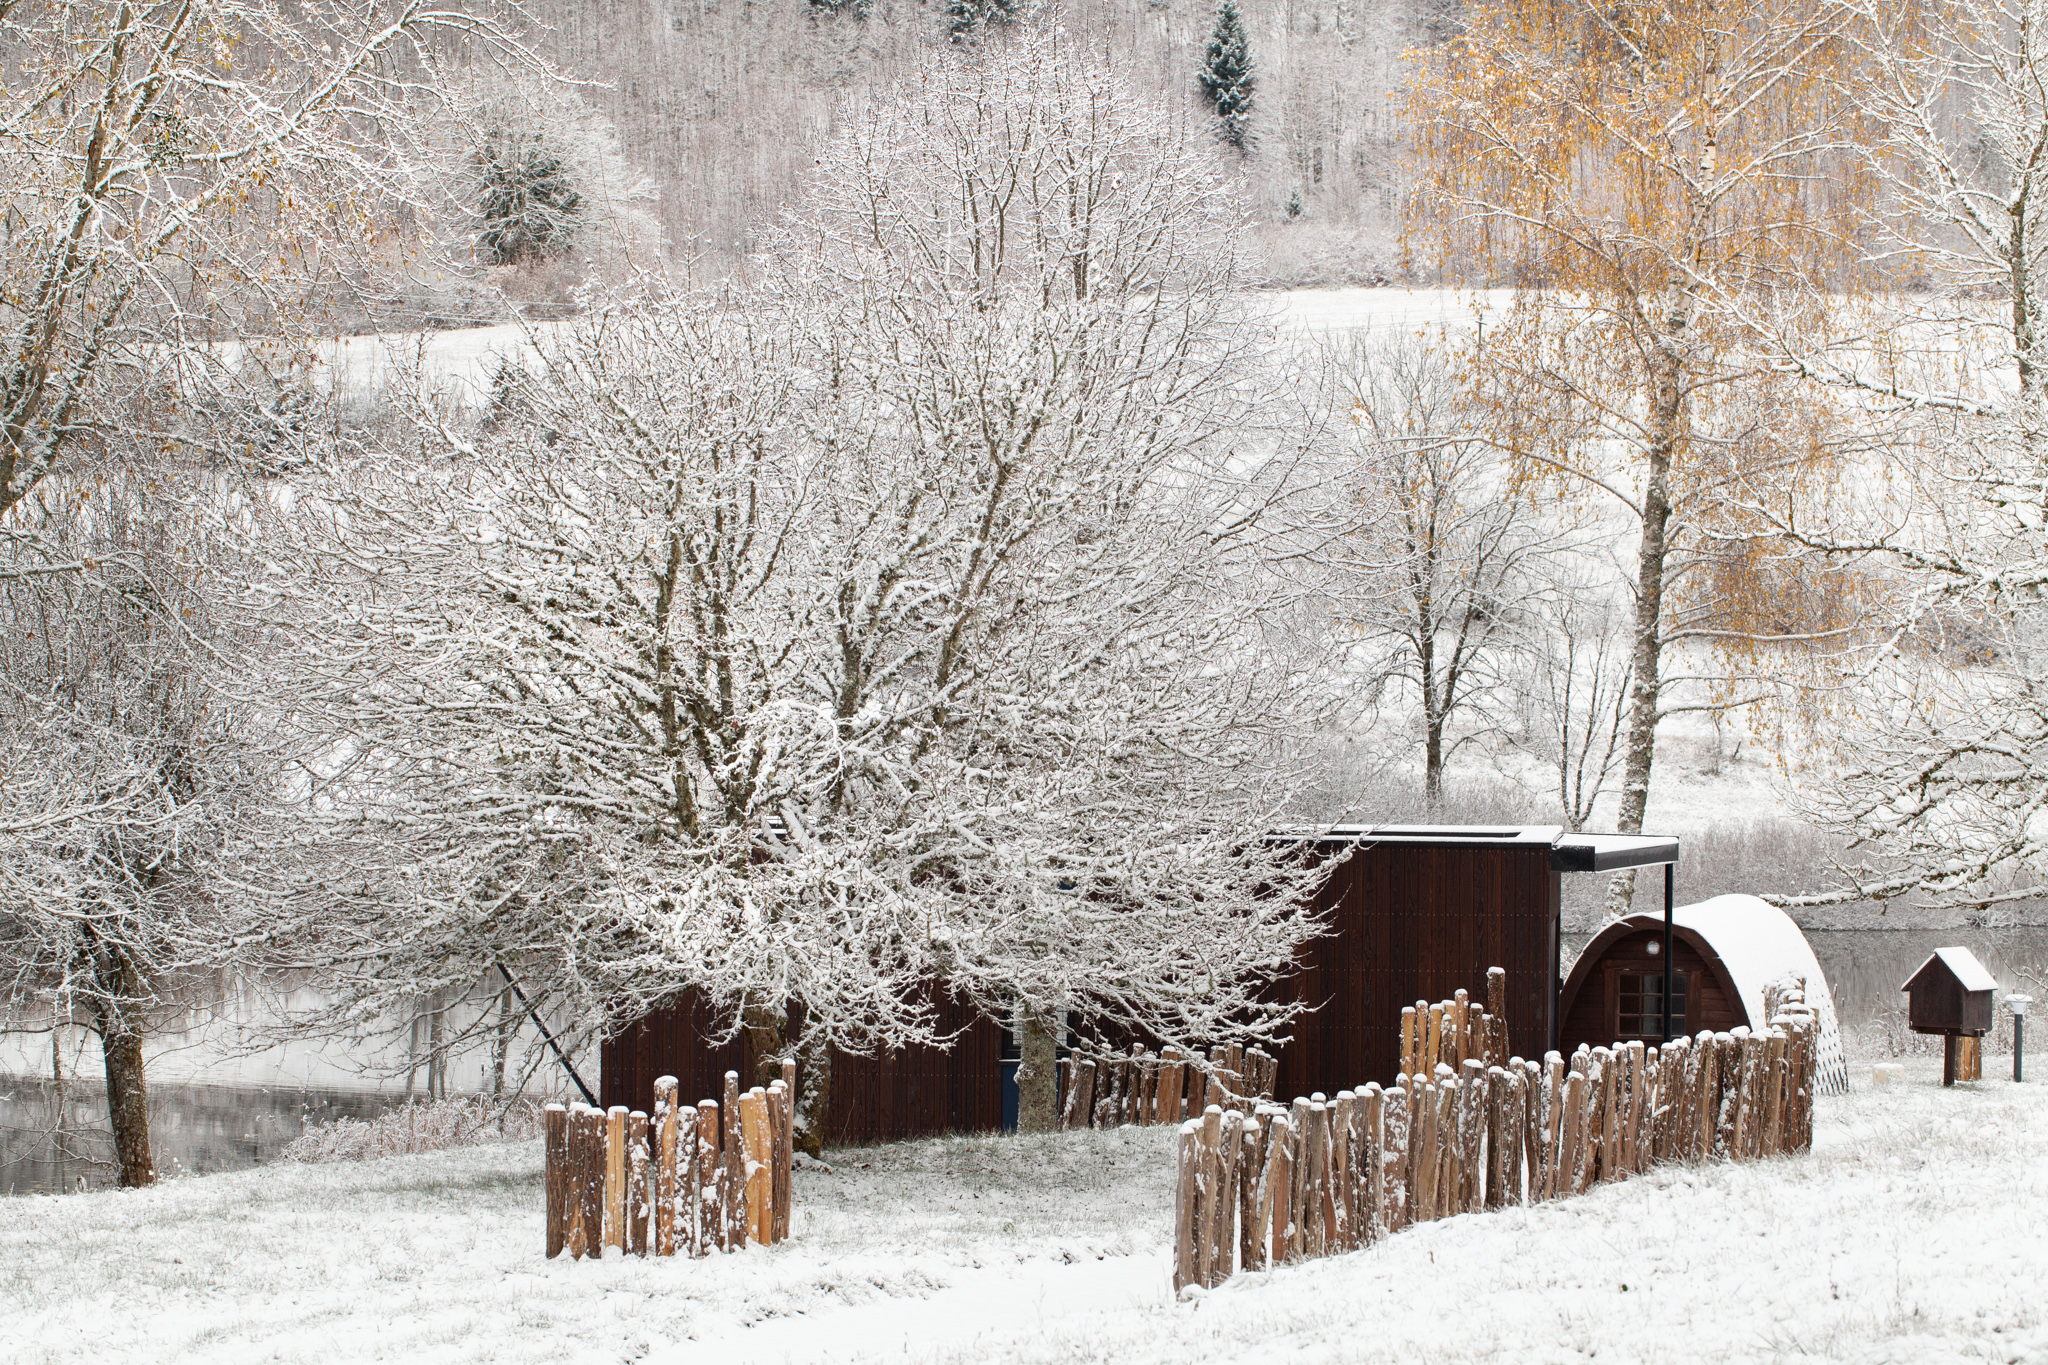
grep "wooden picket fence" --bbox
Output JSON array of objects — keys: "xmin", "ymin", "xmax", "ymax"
[
  {"xmin": 543, "ymin": 1064, "xmax": 795, "ymax": 1260},
  {"xmin": 1172, "ymin": 971, "xmax": 1822, "ymax": 1290},
  {"xmin": 1060, "ymin": 1042, "xmax": 1280, "ymax": 1130}
]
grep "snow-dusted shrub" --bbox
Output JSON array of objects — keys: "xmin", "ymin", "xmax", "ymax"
[{"xmin": 281, "ymin": 1097, "xmax": 544, "ymax": 1164}]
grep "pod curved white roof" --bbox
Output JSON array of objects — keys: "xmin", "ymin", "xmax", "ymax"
[{"xmin": 1672, "ymin": 894, "xmax": 1848, "ymax": 1095}]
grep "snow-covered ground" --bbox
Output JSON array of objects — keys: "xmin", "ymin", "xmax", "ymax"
[{"xmin": 4, "ymin": 1056, "xmax": 2042, "ymax": 1364}]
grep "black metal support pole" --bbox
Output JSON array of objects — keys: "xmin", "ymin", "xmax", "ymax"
[
  {"xmin": 498, "ymin": 962, "xmax": 598, "ymax": 1106},
  {"xmin": 2018, "ymin": 1014, "xmax": 2027, "ymax": 1084},
  {"xmin": 1662, "ymin": 862, "xmax": 1675, "ymax": 1043}
]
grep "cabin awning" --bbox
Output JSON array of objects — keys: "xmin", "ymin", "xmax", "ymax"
[{"xmin": 1550, "ymin": 833, "xmax": 1682, "ymax": 873}]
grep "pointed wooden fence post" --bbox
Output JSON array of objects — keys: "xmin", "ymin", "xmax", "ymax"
[
  {"xmin": 627, "ymin": 1111, "xmax": 651, "ymax": 1255},
  {"xmin": 1173, "ymin": 1121, "xmax": 1199, "ymax": 1291}
]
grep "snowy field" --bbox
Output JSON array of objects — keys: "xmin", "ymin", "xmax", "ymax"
[{"xmin": 3, "ymin": 1055, "xmax": 2042, "ymax": 1365}]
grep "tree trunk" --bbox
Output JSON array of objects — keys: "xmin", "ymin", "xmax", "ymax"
[
  {"xmin": 1017, "ymin": 1006, "xmax": 1058, "ymax": 1134},
  {"xmin": 489, "ymin": 985, "xmax": 514, "ymax": 1105},
  {"xmin": 741, "ymin": 1001, "xmax": 789, "ymax": 1091},
  {"xmin": 1605, "ymin": 342, "xmax": 1682, "ymax": 917},
  {"xmin": 90, "ymin": 948, "xmax": 154, "ymax": 1188},
  {"xmin": 793, "ymin": 1030, "xmax": 831, "ymax": 1157}
]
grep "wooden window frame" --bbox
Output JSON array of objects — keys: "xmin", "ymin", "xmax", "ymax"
[{"xmin": 1609, "ymin": 965, "xmax": 1691, "ymax": 1041}]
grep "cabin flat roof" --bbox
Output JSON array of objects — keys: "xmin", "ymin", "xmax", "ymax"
[{"xmin": 1314, "ymin": 824, "xmax": 1680, "ymax": 872}]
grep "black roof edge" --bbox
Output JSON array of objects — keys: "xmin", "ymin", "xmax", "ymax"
[{"xmin": 1278, "ymin": 824, "xmax": 1680, "ymax": 872}]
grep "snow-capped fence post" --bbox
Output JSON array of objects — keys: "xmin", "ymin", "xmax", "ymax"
[
  {"xmin": 627, "ymin": 1110, "xmax": 651, "ymax": 1255},
  {"xmin": 1457, "ymin": 1061, "xmax": 1484, "ymax": 1212},
  {"xmin": 770, "ymin": 1077, "xmax": 793, "ymax": 1244},
  {"xmin": 722, "ymin": 1074, "xmax": 746, "ymax": 1249},
  {"xmin": 652, "ymin": 1078, "xmax": 679, "ymax": 1257},
  {"xmin": 1138, "ymin": 1053, "xmax": 1159, "ymax": 1124},
  {"xmin": 1485, "ymin": 1065, "xmax": 1508, "ymax": 1208},
  {"xmin": 695, "ymin": 1099, "xmax": 722, "ymax": 1254},
  {"xmin": 740, "ymin": 1088, "xmax": 772, "ymax": 1245},
  {"xmin": 1216, "ymin": 1110, "xmax": 1246, "ymax": 1284},
  {"xmin": 1064, "ymin": 1060, "xmax": 1095, "ymax": 1130},
  {"xmin": 572, "ymin": 1103, "xmax": 604, "ymax": 1259},
  {"xmin": 1263, "ymin": 1106, "xmax": 1293, "ymax": 1263},
  {"xmin": 1488, "ymin": 966, "xmax": 1509, "ymax": 1066},
  {"xmin": 544, "ymin": 1104, "xmax": 570, "ymax": 1258},
  {"xmin": 1173, "ymin": 1121, "xmax": 1199, "ymax": 1291},
  {"xmin": 605, "ymin": 1106, "xmax": 628, "ymax": 1252},
  {"xmin": 1235, "ymin": 1113, "xmax": 1262, "ymax": 1270},
  {"xmin": 1194, "ymin": 1106, "xmax": 1223, "ymax": 1283},
  {"xmin": 1595, "ymin": 1047, "xmax": 1620, "ymax": 1183},
  {"xmin": 1433, "ymin": 1075, "xmax": 1458, "ymax": 1217}
]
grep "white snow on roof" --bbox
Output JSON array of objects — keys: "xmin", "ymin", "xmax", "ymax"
[
  {"xmin": 1670, "ymin": 893, "xmax": 1849, "ymax": 1096},
  {"xmin": 1907, "ymin": 946, "xmax": 1999, "ymax": 995}
]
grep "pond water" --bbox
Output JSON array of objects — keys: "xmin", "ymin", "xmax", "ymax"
[{"xmin": 0, "ymin": 1076, "xmax": 394, "ymax": 1197}]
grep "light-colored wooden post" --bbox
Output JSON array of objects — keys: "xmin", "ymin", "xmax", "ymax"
[
  {"xmin": 1693, "ymin": 1034, "xmax": 1717, "ymax": 1162},
  {"xmin": 544, "ymin": 1104, "xmax": 569, "ymax": 1259},
  {"xmin": 1263, "ymin": 1109, "xmax": 1292, "ymax": 1266},
  {"xmin": 1330, "ymin": 1092, "xmax": 1354, "ymax": 1250},
  {"xmin": 739, "ymin": 1088, "xmax": 772, "ymax": 1245},
  {"xmin": 1484, "ymin": 1065, "xmax": 1506, "ymax": 1209},
  {"xmin": 1155, "ymin": 1054, "xmax": 1179, "ymax": 1125},
  {"xmin": 1361, "ymin": 1084, "xmax": 1385, "ymax": 1242},
  {"xmin": 1503, "ymin": 1064, "xmax": 1527, "ymax": 1204},
  {"xmin": 604, "ymin": 1106, "xmax": 627, "ymax": 1253},
  {"xmin": 1173, "ymin": 1121, "xmax": 1199, "ymax": 1292},
  {"xmin": 1427, "ymin": 1003, "xmax": 1445, "ymax": 1077},
  {"xmin": 568, "ymin": 1104, "xmax": 601, "ymax": 1260},
  {"xmin": 1303, "ymin": 1102, "xmax": 1329, "ymax": 1258},
  {"xmin": 1559, "ymin": 1071, "xmax": 1586, "ymax": 1198},
  {"xmin": 1068, "ymin": 1058, "xmax": 1096, "ymax": 1130},
  {"xmin": 766, "ymin": 1079, "xmax": 790, "ymax": 1243},
  {"xmin": 1195, "ymin": 1106, "xmax": 1222, "ymax": 1284},
  {"xmin": 1137, "ymin": 1053, "xmax": 1158, "ymax": 1126},
  {"xmin": 652, "ymin": 1080, "xmax": 678, "ymax": 1257},
  {"xmin": 626, "ymin": 1110, "xmax": 650, "ymax": 1256},
  {"xmin": 1401, "ymin": 1007, "xmax": 1417, "ymax": 1079},
  {"xmin": 1541, "ymin": 1054, "xmax": 1566, "ymax": 1200},
  {"xmin": 1727, "ymin": 1029, "xmax": 1754, "ymax": 1161},
  {"xmin": 1454, "ymin": 1060, "xmax": 1480, "ymax": 1212},
  {"xmin": 1240, "ymin": 1113, "xmax": 1268, "ymax": 1271},
  {"xmin": 1215, "ymin": 1110, "xmax": 1245, "ymax": 1283},
  {"xmin": 1761, "ymin": 1030, "xmax": 1786, "ymax": 1157},
  {"xmin": 693, "ymin": 1099, "xmax": 719, "ymax": 1254},
  {"xmin": 1283, "ymin": 1098, "xmax": 1309, "ymax": 1257},
  {"xmin": 1519, "ymin": 1060, "xmax": 1540, "ymax": 1204},
  {"xmin": 1415, "ymin": 1080, "xmax": 1440, "ymax": 1222},
  {"xmin": 1594, "ymin": 1047, "xmax": 1619, "ymax": 1182}
]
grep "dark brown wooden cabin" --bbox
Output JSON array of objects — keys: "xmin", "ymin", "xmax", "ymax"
[
  {"xmin": 600, "ymin": 987, "xmax": 1003, "ymax": 1145},
  {"xmin": 1903, "ymin": 947, "xmax": 1997, "ymax": 1037},
  {"xmin": 598, "ymin": 824, "xmax": 1679, "ymax": 1145},
  {"xmin": 1275, "ymin": 826, "xmax": 1678, "ymax": 1098},
  {"xmin": 1557, "ymin": 914, "xmax": 1745, "ymax": 1053}
]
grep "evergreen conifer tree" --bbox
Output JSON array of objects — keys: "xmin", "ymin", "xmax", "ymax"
[
  {"xmin": 1197, "ymin": 0, "xmax": 1255, "ymax": 153},
  {"xmin": 476, "ymin": 130, "xmax": 584, "ymax": 267},
  {"xmin": 946, "ymin": 0, "xmax": 1019, "ymax": 43}
]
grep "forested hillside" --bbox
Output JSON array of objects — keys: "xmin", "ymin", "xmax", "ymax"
[{"xmin": 522, "ymin": 0, "xmax": 1454, "ymax": 283}]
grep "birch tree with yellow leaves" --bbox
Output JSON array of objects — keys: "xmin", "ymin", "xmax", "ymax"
[{"xmin": 1407, "ymin": 0, "xmax": 1879, "ymax": 911}]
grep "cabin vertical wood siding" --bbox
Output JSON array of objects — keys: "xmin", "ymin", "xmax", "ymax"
[
  {"xmin": 1273, "ymin": 841, "xmax": 1560, "ymax": 1100},
  {"xmin": 600, "ymin": 989, "xmax": 1002, "ymax": 1144}
]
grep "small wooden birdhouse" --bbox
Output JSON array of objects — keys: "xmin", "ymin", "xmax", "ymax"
[
  {"xmin": 1902, "ymin": 946, "xmax": 1998, "ymax": 1086},
  {"xmin": 1903, "ymin": 947, "xmax": 1997, "ymax": 1036}
]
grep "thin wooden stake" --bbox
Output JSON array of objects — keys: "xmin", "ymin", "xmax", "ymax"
[
  {"xmin": 1173, "ymin": 1122, "xmax": 1199, "ymax": 1292},
  {"xmin": 605, "ymin": 1106, "xmax": 627, "ymax": 1253},
  {"xmin": 653, "ymin": 1080, "xmax": 678, "ymax": 1257},
  {"xmin": 1215, "ymin": 1110, "xmax": 1244, "ymax": 1284}
]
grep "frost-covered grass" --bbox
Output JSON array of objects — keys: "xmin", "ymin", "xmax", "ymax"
[
  {"xmin": 278, "ymin": 1095, "xmax": 545, "ymax": 1163},
  {"xmin": 3, "ymin": 1061, "xmax": 2043, "ymax": 1364}
]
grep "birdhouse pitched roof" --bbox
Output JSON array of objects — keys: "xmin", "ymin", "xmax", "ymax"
[{"xmin": 1903, "ymin": 946, "xmax": 1998, "ymax": 995}]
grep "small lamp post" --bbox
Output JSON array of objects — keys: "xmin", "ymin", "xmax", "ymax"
[{"xmin": 2010, "ymin": 995, "xmax": 2033, "ymax": 1083}]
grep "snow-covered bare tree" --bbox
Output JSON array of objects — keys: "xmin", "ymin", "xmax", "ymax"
[
  {"xmin": 0, "ymin": 457, "xmax": 284, "ymax": 1187},
  {"xmin": 1765, "ymin": 0, "xmax": 2048, "ymax": 915},
  {"xmin": 1318, "ymin": 335, "xmax": 1563, "ymax": 807},
  {"xmin": 1512, "ymin": 578, "xmax": 1636, "ymax": 831},
  {"xmin": 283, "ymin": 33, "xmax": 1329, "ymax": 1147},
  {"xmin": 1408, "ymin": 0, "xmax": 1875, "ymax": 912},
  {"xmin": 0, "ymin": 0, "xmax": 530, "ymax": 1186}
]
